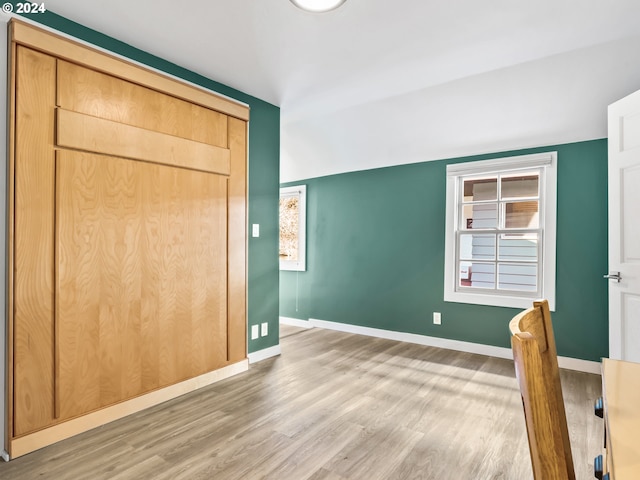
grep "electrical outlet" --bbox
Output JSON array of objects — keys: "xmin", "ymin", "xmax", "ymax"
[
  {"xmin": 261, "ymin": 322, "xmax": 268, "ymax": 337},
  {"xmin": 251, "ymin": 324, "xmax": 259, "ymax": 340},
  {"xmin": 433, "ymin": 312, "xmax": 442, "ymax": 325}
]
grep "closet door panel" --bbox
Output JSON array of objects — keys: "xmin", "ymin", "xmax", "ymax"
[
  {"xmin": 228, "ymin": 117, "xmax": 247, "ymax": 362},
  {"xmin": 55, "ymin": 151, "xmax": 141, "ymax": 418},
  {"xmin": 148, "ymin": 160, "xmax": 229, "ymax": 386},
  {"xmin": 56, "ymin": 150, "xmax": 228, "ymax": 420},
  {"xmin": 13, "ymin": 46, "xmax": 56, "ymax": 436},
  {"xmin": 57, "ymin": 60, "xmax": 229, "ymax": 148}
]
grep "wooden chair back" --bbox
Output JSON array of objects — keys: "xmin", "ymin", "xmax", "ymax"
[{"xmin": 509, "ymin": 300, "xmax": 575, "ymax": 480}]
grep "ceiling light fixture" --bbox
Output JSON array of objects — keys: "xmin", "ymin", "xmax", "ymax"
[{"xmin": 290, "ymin": 0, "xmax": 347, "ymax": 13}]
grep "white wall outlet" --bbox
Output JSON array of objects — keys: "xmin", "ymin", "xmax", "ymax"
[
  {"xmin": 261, "ymin": 322, "xmax": 268, "ymax": 337},
  {"xmin": 252, "ymin": 224, "xmax": 260, "ymax": 238},
  {"xmin": 433, "ymin": 312, "xmax": 442, "ymax": 325},
  {"xmin": 251, "ymin": 324, "xmax": 259, "ymax": 340}
]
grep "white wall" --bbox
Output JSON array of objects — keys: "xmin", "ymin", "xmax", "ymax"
[{"xmin": 281, "ymin": 35, "xmax": 640, "ymax": 182}]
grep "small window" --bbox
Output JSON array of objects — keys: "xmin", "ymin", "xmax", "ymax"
[
  {"xmin": 444, "ymin": 153, "xmax": 557, "ymax": 310},
  {"xmin": 279, "ymin": 185, "xmax": 307, "ymax": 271}
]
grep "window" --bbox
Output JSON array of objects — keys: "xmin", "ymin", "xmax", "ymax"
[
  {"xmin": 279, "ymin": 185, "xmax": 307, "ymax": 271},
  {"xmin": 444, "ymin": 152, "xmax": 557, "ymax": 310}
]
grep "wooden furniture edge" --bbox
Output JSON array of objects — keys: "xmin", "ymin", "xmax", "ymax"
[
  {"xmin": 9, "ymin": 19, "xmax": 250, "ymax": 121},
  {"xmin": 5, "ymin": 33, "xmax": 17, "ymax": 454},
  {"xmin": 227, "ymin": 117, "xmax": 248, "ymax": 362},
  {"xmin": 601, "ymin": 358, "xmax": 640, "ymax": 479},
  {"xmin": 601, "ymin": 358, "xmax": 615, "ymax": 478},
  {"xmin": 601, "ymin": 360, "xmax": 611, "ymax": 477},
  {"xmin": 8, "ymin": 360, "xmax": 249, "ymax": 459}
]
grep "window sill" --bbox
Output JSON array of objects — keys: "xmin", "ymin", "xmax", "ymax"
[
  {"xmin": 444, "ymin": 290, "xmax": 555, "ymax": 311},
  {"xmin": 280, "ymin": 262, "xmax": 306, "ymax": 272}
]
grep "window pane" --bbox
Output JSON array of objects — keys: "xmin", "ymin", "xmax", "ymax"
[
  {"xmin": 462, "ymin": 203, "xmax": 497, "ymax": 229},
  {"xmin": 501, "ymin": 173, "xmax": 539, "ymax": 199},
  {"xmin": 463, "ymin": 177, "xmax": 497, "ymax": 201},
  {"xmin": 461, "ymin": 262, "xmax": 496, "ymax": 289},
  {"xmin": 504, "ymin": 201, "xmax": 539, "ymax": 228},
  {"xmin": 498, "ymin": 263, "xmax": 537, "ymax": 292},
  {"xmin": 459, "ymin": 261, "xmax": 472, "ymax": 286},
  {"xmin": 459, "ymin": 234, "xmax": 495, "ymax": 261},
  {"xmin": 498, "ymin": 233, "xmax": 538, "ymax": 262},
  {"xmin": 279, "ymin": 195, "xmax": 299, "ymax": 261}
]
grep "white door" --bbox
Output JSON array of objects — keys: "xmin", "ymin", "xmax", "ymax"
[{"xmin": 608, "ymin": 89, "xmax": 640, "ymax": 362}]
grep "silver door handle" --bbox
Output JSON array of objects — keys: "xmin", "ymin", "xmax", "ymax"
[{"xmin": 604, "ymin": 272, "xmax": 621, "ymax": 282}]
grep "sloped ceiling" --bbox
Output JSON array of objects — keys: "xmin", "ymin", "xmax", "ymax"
[{"xmin": 41, "ymin": 0, "xmax": 640, "ymax": 180}]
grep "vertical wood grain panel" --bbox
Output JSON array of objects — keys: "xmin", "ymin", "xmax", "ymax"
[
  {"xmin": 57, "ymin": 150, "xmax": 229, "ymax": 419},
  {"xmin": 56, "ymin": 151, "xmax": 109, "ymax": 418},
  {"xmin": 155, "ymin": 167, "xmax": 185, "ymax": 386},
  {"xmin": 199, "ymin": 171, "xmax": 229, "ymax": 372},
  {"xmin": 148, "ymin": 163, "xmax": 228, "ymax": 380},
  {"xmin": 57, "ymin": 60, "xmax": 228, "ymax": 148},
  {"xmin": 13, "ymin": 46, "xmax": 56, "ymax": 436},
  {"xmin": 100, "ymin": 154, "xmax": 143, "ymax": 405},
  {"xmin": 140, "ymin": 172, "xmax": 162, "ymax": 393},
  {"xmin": 7, "ymin": 36, "xmax": 17, "ymax": 445},
  {"xmin": 228, "ymin": 117, "xmax": 248, "ymax": 362},
  {"xmin": 173, "ymin": 168, "xmax": 192, "ymax": 382},
  {"xmin": 152, "ymin": 164, "xmax": 228, "ymax": 385}
]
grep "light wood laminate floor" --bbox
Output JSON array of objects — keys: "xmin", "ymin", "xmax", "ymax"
[{"xmin": 0, "ymin": 326, "xmax": 603, "ymax": 479}]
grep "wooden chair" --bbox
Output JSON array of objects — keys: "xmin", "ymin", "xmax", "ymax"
[{"xmin": 509, "ymin": 300, "xmax": 575, "ymax": 480}]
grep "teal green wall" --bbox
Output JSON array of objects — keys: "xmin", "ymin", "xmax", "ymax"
[
  {"xmin": 281, "ymin": 139, "xmax": 609, "ymax": 362},
  {"xmin": 28, "ymin": 10, "xmax": 280, "ymax": 354}
]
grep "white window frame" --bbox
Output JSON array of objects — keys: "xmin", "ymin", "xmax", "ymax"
[
  {"xmin": 444, "ymin": 152, "xmax": 557, "ymax": 310},
  {"xmin": 279, "ymin": 185, "xmax": 307, "ymax": 271}
]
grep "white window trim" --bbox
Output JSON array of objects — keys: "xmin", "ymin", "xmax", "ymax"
[
  {"xmin": 280, "ymin": 185, "xmax": 307, "ymax": 271},
  {"xmin": 444, "ymin": 152, "xmax": 557, "ymax": 311}
]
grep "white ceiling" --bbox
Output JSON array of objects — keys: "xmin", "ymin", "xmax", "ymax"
[{"xmin": 42, "ymin": 0, "xmax": 640, "ymax": 181}]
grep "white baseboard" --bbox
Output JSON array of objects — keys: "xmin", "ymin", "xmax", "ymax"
[
  {"xmin": 556, "ymin": 356, "xmax": 601, "ymax": 374},
  {"xmin": 248, "ymin": 345, "xmax": 281, "ymax": 364},
  {"xmin": 308, "ymin": 318, "xmax": 601, "ymax": 375},
  {"xmin": 279, "ymin": 316, "xmax": 314, "ymax": 329},
  {"xmin": 1, "ymin": 450, "xmax": 9, "ymax": 462}
]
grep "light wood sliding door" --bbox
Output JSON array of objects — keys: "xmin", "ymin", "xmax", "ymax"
[
  {"xmin": 8, "ymin": 21, "xmax": 248, "ymax": 458},
  {"xmin": 56, "ymin": 151, "xmax": 229, "ymax": 420}
]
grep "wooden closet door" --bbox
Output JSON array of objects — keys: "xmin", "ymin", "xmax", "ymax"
[
  {"xmin": 53, "ymin": 65, "xmax": 233, "ymax": 420},
  {"xmin": 12, "ymin": 43, "xmax": 246, "ymax": 435},
  {"xmin": 56, "ymin": 150, "xmax": 228, "ymax": 420}
]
